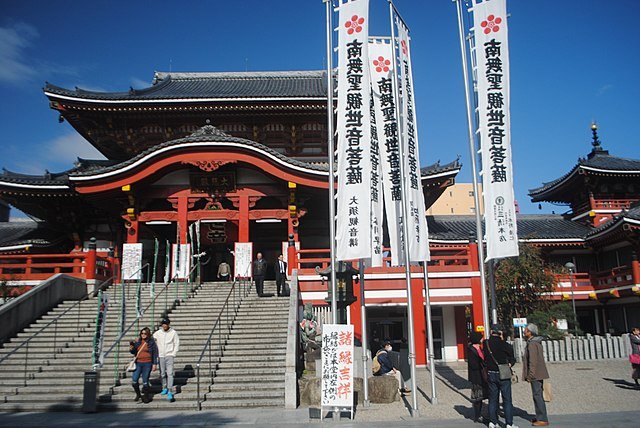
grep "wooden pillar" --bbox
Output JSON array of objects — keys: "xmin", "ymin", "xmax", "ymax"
[
  {"xmin": 631, "ymin": 252, "xmax": 640, "ymax": 285},
  {"xmin": 126, "ymin": 220, "xmax": 139, "ymax": 244},
  {"xmin": 412, "ymin": 276, "xmax": 427, "ymax": 366},
  {"xmin": 350, "ymin": 273, "xmax": 363, "ymax": 343},
  {"xmin": 454, "ymin": 306, "xmax": 468, "ymax": 360},
  {"xmin": 85, "ymin": 237, "xmax": 97, "ymax": 281},
  {"xmin": 239, "ymin": 195, "xmax": 250, "ymax": 242},
  {"xmin": 178, "ymin": 196, "xmax": 188, "ymax": 243},
  {"xmin": 469, "ymin": 241, "xmax": 485, "ymax": 334}
]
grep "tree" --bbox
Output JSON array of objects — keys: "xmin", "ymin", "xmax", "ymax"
[{"xmin": 491, "ymin": 243, "xmax": 559, "ymax": 336}]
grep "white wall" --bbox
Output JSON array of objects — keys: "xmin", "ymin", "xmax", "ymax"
[{"xmin": 442, "ymin": 305, "xmax": 460, "ymax": 361}]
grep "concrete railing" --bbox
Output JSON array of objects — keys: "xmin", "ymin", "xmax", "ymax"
[
  {"xmin": 0, "ymin": 274, "xmax": 86, "ymax": 345},
  {"xmin": 284, "ymin": 269, "xmax": 301, "ymax": 409},
  {"xmin": 511, "ymin": 333, "xmax": 633, "ymax": 363}
]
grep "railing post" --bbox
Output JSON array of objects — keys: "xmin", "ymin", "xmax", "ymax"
[
  {"xmin": 196, "ymin": 364, "xmax": 201, "ymax": 411},
  {"xmin": 24, "ymin": 340, "xmax": 29, "ymax": 387},
  {"xmin": 85, "ymin": 238, "xmax": 98, "ymax": 294},
  {"xmin": 53, "ymin": 318, "xmax": 58, "ymax": 359}
]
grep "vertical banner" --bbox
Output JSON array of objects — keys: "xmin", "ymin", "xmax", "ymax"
[
  {"xmin": 396, "ymin": 17, "xmax": 430, "ymax": 262},
  {"xmin": 321, "ymin": 324, "xmax": 354, "ymax": 408},
  {"xmin": 164, "ymin": 240, "xmax": 171, "ymax": 283},
  {"xmin": 171, "ymin": 244, "xmax": 190, "ymax": 279},
  {"xmin": 234, "ymin": 242, "xmax": 253, "ymax": 279},
  {"xmin": 121, "ymin": 243, "xmax": 143, "ymax": 281},
  {"xmin": 369, "ymin": 90, "xmax": 383, "ymax": 267},
  {"xmin": 336, "ymin": 0, "xmax": 372, "ymax": 261},
  {"xmin": 471, "ymin": 0, "xmax": 518, "ymax": 260},
  {"xmin": 369, "ymin": 39, "xmax": 404, "ymax": 266},
  {"xmin": 92, "ymin": 291, "xmax": 109, "ymax": 367}
]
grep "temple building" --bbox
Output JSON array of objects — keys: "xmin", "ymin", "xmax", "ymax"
[{"xmin": 1, "ymin": 71, "xmax": 639, "ymax": 364}]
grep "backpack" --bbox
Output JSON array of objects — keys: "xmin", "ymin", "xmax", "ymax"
[{"xmin": 372, "ymin": 350, "xmax": 386, "ymax": 375}]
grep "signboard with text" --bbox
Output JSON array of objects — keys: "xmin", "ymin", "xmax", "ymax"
[
  {"xmin": 121, "ymin": 243, "xmax": 143, "ymax": 281},
  {"xmin": 321, "ymin": 324, "xmax": 354, "ymax": 408},
  {"xmin": 234, "ymin": 242, "xmax": 253, "ymax": 279}
]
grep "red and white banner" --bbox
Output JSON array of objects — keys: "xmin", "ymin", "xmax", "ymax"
[
  {"xmin": 336, "ymin": 0, "xmax": 372, "ymax": 261},
  {"xmin": 471, "ymin": 0, "xmax": 518, "ymax": 260},
  {"xmin": 369, "ymin": 88, "xmax": 383, "ymax": 267},
  {"xmin": 396, "ymin": 17, "xmax": 430, "ymax": 262},
  {"xmin": 321, "ymin": 324, "xmax": 354, "ymax": 407},
  {"xmin": 369, "ymin": 39, "xmax": 404, "ymax": 266}
]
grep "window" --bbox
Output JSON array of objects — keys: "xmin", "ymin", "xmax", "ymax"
[{"xmin": 469, "ymin": 190, "xmax": 474, "ymax": 197}]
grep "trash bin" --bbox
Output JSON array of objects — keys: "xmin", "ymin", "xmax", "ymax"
[{"xmin": 82, "ymin": 370, "xmax": 100, "ymax": 413}]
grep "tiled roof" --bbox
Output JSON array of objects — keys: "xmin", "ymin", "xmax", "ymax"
[
  {"xmin": 0, "ymin": 159, "xmax": 117, "ymax": 187},
  {"xmin": 585, "ymin": 205, "xmax": 640, "ymax": 239},
  {"xmin": 427, "ymin": 214, "xmax": 592, "ymax": 241},
  {"xmin": 44, "ymin": 71, "xmax": 328, "ymax": 101},
  {"xmin": 529, "ymin": 150, "xmax": 640, "ymax": 199},
  {"xmin": 0, "ymin": 221, "xmax": 65, "ymax": 249},
  {"xmin": 420, "ymin": 158, "xmax": 461, "ymax": 178}
]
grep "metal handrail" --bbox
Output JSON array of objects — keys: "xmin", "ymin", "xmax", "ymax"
[
  {"xmin": 0, "ymin": 274, "xmax": 115, "ymax": 387},
  {"xmin": 195, "ymin": 278, "xmax": 250, "ymax": 410}
]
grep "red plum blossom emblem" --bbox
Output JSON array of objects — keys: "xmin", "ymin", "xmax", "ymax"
[
  {"xmin": 480, "ymin": 14, "xmax": 502, "ymax": 34},
  {"xmin": 373, "ymin": 56, "xmax": 390, "ymax": 73},
  {"xmin": 401, "ymin": 40, "xmax": 408, "ymax": 55},
  {"xmin": 345, "ymin": 15, "xmax": 365, "ymax": 35}
]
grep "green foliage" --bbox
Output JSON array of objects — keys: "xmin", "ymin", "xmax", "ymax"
[
  {"xmin": 527, "ymin": 302, "xmax": 582, "ymax": 339},
  {"xmin": 492, "ymin": 244, "xmax": 559, "ymax": 336}
]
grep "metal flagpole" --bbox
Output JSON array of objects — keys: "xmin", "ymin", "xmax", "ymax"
[
  {"xmin": 455, "ymin": 0, "xmax": 491, "ymax": 336},
  {"xmin": 324, "ymin": 0, "xmax": 338, "ymax": 324},
  {"xmin": 388, "ymin": 0, "xmax": 418, "ymax": 416},
  {"xmin": 422, "ymin": 263, "xmax": 437, "ymax": 404},
  {"xmin": 359, "ymin": 260, "xmax": 370, "ymax": 406}
]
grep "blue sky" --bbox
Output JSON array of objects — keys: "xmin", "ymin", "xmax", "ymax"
[{"xmin": 1, "ymin": 0, "xmax": 639, "ymax": 215}]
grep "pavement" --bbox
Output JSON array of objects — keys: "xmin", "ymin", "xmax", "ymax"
[{"xmin": 1, "ymin": 359, "xmax": 638, "ymax": 427}]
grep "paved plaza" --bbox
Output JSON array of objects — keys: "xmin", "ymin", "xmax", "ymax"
[{"xmin": 0, "ymin": 359, "xmax": 637, "ymax": 427}]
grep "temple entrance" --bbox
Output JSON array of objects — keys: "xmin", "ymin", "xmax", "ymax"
[
  {"xmin": 249, "ymin": 219, "xmax": 288, "ymax": 280},
  {"xmin": 198, "ymin": 220, "xmax": 237, "ymax": 282}
]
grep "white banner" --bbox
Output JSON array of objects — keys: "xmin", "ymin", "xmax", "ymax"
[
  {"xmin": 336, "ymin": 0, "xmax": 372, "ymax": 261},
  {"xmin": 92, "ymin": 291, "xmax": 109, "ymax": 366},
  {"xmin": 171, "ymin": 244, "xmax": 190, "ymax": 280},
  {"xmin": 121, "ymin": 243, "xmax": 143, "ymax": 281},
  {"xmin": 369, "ymin": 84, "xmax": 383, "ymax": 267},
  {"xmin": 369, "ymin": 39, "xmax": 404, "ymax": 266},
  {"xmin": 472, "ymin": 0, "xmax": 518, "ymax": 260},
  {"xmin": 234, "ymin": 242, "xmax": 253, "ymax": 279},
  {"xmin": 321, "ymin": 324, "xmax": 355, "ymax": 407},
  {"xmin": 396, "ymin": 17, "xmax": 430, "ymax": 262}
]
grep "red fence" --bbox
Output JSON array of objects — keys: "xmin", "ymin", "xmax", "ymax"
[{"xmin": 0, "ymin": 253, "xmax": 112, "ymax": 282}]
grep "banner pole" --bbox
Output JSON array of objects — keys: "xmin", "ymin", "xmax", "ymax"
[
  {"xmin": 422, "ymin": 263, "xmax": 437, "ymax": 404},
  {"xmin": 388, "ymin": 0, "xmax": 418, "ymax": 416},
  {"xmin": 324, "ymin": 0, "xmax": 338, "ymax": 324},
  {"xmin": 455, "ymin": 0, "xmax": 491, "ymax": 336},
  {"xmin": 359, "ymin": 259, "xmax": 370, "ymax": 406}
]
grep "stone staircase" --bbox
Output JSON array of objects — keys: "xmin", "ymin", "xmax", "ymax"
[
  {"xmin": 0, "ymin": 279, "xmax": 292, "ymax": 412},
  {"xmin": 0, "ymin": 281, "xmax": 194, "ymax": 412}
]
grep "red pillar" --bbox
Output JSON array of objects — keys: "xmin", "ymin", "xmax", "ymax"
[
  {"xmin": 239, "ymin": 196, "xmax": 249, "ymax": 242},
  {"xmin": 469, "ymin": 241, "xmax": 486, "ymax": 335},
  {"xmin": 454, "ymin": 306, "xmax": 468, "ymax": 360},
  {"xmin": 287, "ymin": 243, "xmax": 297, "ymax": 275},
  {"xmin": 126, "ymin": 220, "xmax": 139, "ymax": 244},
  {"xmin": 85, "ymin": 238, "xmax": 97, "ymax": 281},
  {"xmin": 412, "ymin": 276, "xmax": 427, "ymax": 366},
  {"xmin": 350, "ymin": 271, "xmax": 363, "ymax": 343},
  {"xmin": 178, "ymin": 196, "xmax": 188, "ymax": 243},
  {"xmin": 631, "ymin": 253, "xmax": 640, "ymax": 285}
]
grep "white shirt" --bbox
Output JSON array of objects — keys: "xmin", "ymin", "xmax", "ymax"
[{"xmin": 153, "ymin": 327, "xmax": 180, "ymax": 358}]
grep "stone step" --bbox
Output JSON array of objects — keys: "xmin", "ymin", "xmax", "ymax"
[
  {"xmin": 205, "ymin": 389, "xmax": 284, "ymax": 400},
  {"xmin": 199, "ymin": 397, "xmax": 284, "ymax": 409},
  {"xmin": 212, "ymin": 367, "xmax": 285, "ymax": 377}
]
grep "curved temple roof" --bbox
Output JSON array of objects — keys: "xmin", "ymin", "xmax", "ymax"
[{"xmin": 44, "ymin": 71, "xmax": 328, "ymax": 102}]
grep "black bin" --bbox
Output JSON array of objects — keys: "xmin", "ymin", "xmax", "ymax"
[{"xmin": 82, "ymin": 370, "xmax": 100, "ymax": 413}]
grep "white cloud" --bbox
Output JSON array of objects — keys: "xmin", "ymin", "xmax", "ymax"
[
  {"xmin": 44, "ymin": 133, "xmax": 106, "ymax": 166},
  {"xmin": 597, "ymin": 84, "xmax": 613, "ymax": 96},
  {"xmin": 0, "ymin": 22, "xmax": 39, "ymax": 83}
]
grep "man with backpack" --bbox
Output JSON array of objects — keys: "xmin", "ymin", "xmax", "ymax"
[{"xmin": 372, "ymin": 341, "xmax": 410, "ymax": 394}]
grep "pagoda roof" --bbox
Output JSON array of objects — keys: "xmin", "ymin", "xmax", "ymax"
[
  {"xmin": 529, "ymin": 129, "xmax": 640, "ymax": 203},
  {"xmin": 0, "ymin": 220, "xmax": 67, "ymax": 252},
  {"xmin": 427, "ymin": 214, "xmax": 592, "ymax": 243},
  {"xmin": 44, "ymin": 70, "xmax": 328, "ymax": 103},
  {"xmin": 0, "ymin": 159, "xmax": 117, "ymax": 191},
  {"xmin": 420, "ymin": 158, "xmax": 461, "ymax": 180},
  {"xmin": 585, "ymin": 205, "xmax": 640, "ymax": 242}
]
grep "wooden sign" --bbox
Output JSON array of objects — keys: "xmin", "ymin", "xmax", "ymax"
[
  {"xmin": 234, "ymin": 242, "xmax": 253, "ymax": 279},
  {"xmin": 321, "ymin": 324, "xmax": 354, "ymax": 411},
  {"xmin": 121, "ymin": 243, "xmax": 143, "ymax": 281}
]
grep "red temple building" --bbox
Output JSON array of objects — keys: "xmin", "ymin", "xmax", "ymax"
[{"xmin": 1, "ymin": 71, "xmax": 638, "ymax": 364}]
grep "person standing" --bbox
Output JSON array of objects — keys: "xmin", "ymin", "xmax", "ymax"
[
  {"xmin": 629, "ymin": 327, "xmax": 640, "ymax": 387},
  {"xmin": 468, "ymin": 331, "xmax": 488, "ymax": 423},
  {"xmin": 153, "ymin": 317, "xmax": 180, "ymax": 402},
  {"xmin": 483, "ymin": 324, "xmax": 517, "ymax": 428},
  {"xmin": 253, "ymin": 252, "xmax": 267, "ymax": 297},
  {"xmin": 129, "ymin": 327, "xmax": 158, "ymax": 404},
  {"xmin": 522, "ymin": 323, "xmax": 550, "ymax": 426},
  {"xmin": 217, "ymin": 260, "xmax": 231, "ymax": 281},
  {"xmin": 274, "ymin": 254, "xmax": 287, "ymax": 297}
]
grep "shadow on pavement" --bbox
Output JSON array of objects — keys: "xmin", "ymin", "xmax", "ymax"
[{"xmin": 602, "ymin": 377, "xmax": 640, "ymax": 390}]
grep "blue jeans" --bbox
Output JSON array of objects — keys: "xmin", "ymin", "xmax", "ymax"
[
  {"xmin": 488, "ymin": 371, "xmax": 513, "ymax": 426},
  {"xmin": 132, "ymin": 362, "xmax": 153, "ymax": 386}
]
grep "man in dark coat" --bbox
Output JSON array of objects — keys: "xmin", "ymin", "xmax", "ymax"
[
  {"xmin": 274, "ymin": 254, "xmax": 287, "ymax": 297},
  {"xmin": 483, "ymin": 324, "xmax": 516, "ymax": 428},
  {"xmin": 523, "ymin": 323, "xmax": 550, "ymax": 426},
  {"xmin": 252, "ymin": 252, "xmax": 267, "ymax": 297}
]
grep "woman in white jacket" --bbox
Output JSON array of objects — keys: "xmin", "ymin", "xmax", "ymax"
[{"xmin": 153, "ymin": 318, "xmax": 180, "ymax": 402}]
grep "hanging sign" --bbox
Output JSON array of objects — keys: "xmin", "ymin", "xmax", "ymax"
[
  {"xmin": 335, "ymin": 0, "xmax": 372, "ymax": 261},
  {"xmin": 471, "ymin": 0, "xmax": 518, "ymax": 261}
]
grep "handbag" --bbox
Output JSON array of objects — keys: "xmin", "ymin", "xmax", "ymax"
[
  {"xmin": 630, "ymin": 354, "xmax": 640, "ymax": 365},
  {"xmin": 486, "ymin": 339, "xmax": 514, "ymax": 381},
  {"xmin": 126, "ymin": 341, "xmax": 147, "ymax": 372},
  {"xmin": 542, "ymin": 380, "xmax": 553, "ymax": 402}
]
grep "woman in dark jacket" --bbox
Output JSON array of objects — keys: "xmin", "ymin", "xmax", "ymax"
[
  {"xmin": 129, "ymin": 327, "xmax": 159, "ymax": 403},
  {"xmin": 467, "ymin": 331, "xmax": 488, "ymax": 423}
]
